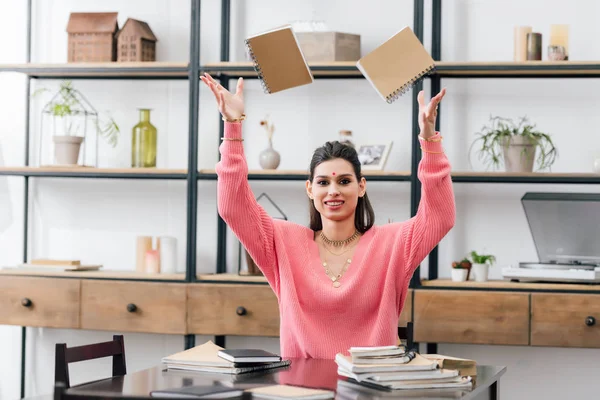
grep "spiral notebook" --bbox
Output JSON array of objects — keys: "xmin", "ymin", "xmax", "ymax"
[
  {"xmin": 357, "ymin": 26, "xmax": 435, "ymax": 103},
  {"xmin": 245, "ymin": 25, "xmax": 314, "ymax": 94}
]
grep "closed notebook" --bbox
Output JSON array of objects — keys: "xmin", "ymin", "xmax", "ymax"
[
  {"xmin": 150, "ymin": 385, "xmax": 243, "ymax": 399},
  {"xmin": 217, "ymin": 349, "xmax": 282, "ymax": 363},
  {"xmin": 357, "ymin": 26, "xmax": 435, "ymax": 103},
  {"xmin": 245, "ymin": 24, "xmax": 314, "ymax": 94},
  {"xmin": 247, "ymin": 384, "xmax": 335, "ymax": 399}
]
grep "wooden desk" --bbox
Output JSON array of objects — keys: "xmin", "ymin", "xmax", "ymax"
[{"xmin": 35, "ymin": 359, "xmax": 505, "ymax": 400}]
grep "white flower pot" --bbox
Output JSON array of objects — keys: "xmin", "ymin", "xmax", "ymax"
[
  {"xmin": 53, "ymin": 135, "xmax": 83, "ymax": 165},
  {"xmin": 472, "ymin": 263, "xmax": 489, "ymax": 282},
  {"xmin": 451, "ymin": 268, "xmax": 469, "ymax": 282}
]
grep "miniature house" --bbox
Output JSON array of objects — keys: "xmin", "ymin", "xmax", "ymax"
[
  {"xmin": 116, "ymin": 18, "xmax": 158, "ymax": 62},
  {"xmin": 66, "ymin": 12, "xmax": 119, "ymax": 62}
]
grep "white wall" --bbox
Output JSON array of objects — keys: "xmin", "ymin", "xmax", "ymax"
[{"xmin": 0, "ymin": 0, "xmax": 599, "ymax": 399}]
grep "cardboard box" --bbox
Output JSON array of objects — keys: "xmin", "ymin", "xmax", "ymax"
[{"xmin": 296, "ymin": 32, "xmax": 361, "ymax": 62}]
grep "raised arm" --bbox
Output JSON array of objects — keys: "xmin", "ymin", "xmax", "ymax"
[
  {"xmin": 202, "ymin": 74, "xmax": 280, "ymax": 291},
  {"xmin": 398, "ymin": 89, "xmax": 456, "ymax": 284}
]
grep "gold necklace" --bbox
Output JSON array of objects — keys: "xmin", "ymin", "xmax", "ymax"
[
  {"xmin": 320, "ymin": 230, "xmax": 360, "ymax": 247},
  {"xmin": 322, "ymin": 241, "xmax": 356, "ymax": 257},
  {"xmin": 322, "ymin": 257, "xmax": 351, "ymax": 288}
]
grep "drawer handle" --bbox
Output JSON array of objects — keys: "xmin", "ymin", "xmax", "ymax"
[
  {"xmin": 126, "ymin": 303, "xmax": 138, "ymax": 313},
  {"xmin": 236, "ymin": 306, "xmax": 247, "ymax": 316},
  {"xmin": 21, "ymin": 298, "xmax": 32, "ymax": 308},
  {"xmin": 585, "ymin": 316, "xmax": 596, "ymax": 326}
]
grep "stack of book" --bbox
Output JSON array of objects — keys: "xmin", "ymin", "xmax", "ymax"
[
  {"xmin": 160, "ymin": 340, "xmax": 290, "ymax": 375},
  {"xmin": 335, "ymin": 345, "xmax": 474, "ymax": 390}
]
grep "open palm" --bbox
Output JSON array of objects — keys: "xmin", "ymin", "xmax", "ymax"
[
  {"xmin": 417, "ymin": 88, "xmax": 446, "ymax": 139},
  {"xmin": 200, "ymin": 73, "xmax": 245, "ymax": 121}
]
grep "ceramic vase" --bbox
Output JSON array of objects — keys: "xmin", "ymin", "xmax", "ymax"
[
  {"xmin": 53, "ymin": 136, "xmax": 83, "ymax": 165},
  {"xmin": 259, "ymin": 138, "xmax": 280, "ymax": 169},
  {"xmin": 451, "ymin": 268, "xmax": 469, "ymax": 282},
  {"xmin": 472, "ymin": 263, "xmax": 489, "ymax": 282},
  {"xmin": 502, "ymin": 136, "xmax": 537, "ymax": 172}
]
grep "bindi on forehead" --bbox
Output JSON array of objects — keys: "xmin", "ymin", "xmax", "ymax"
[{"xmin": 332, "ymin": 172, "xmax": 336, "ymax": 176}]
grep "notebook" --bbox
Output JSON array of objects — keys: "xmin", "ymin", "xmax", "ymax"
[
  {"xmin": 217, "ymin": 349, "xmax": 282, "ymax": 363},
  {"xmin": 356, "ymin": 26, "xmax": 435, "ymax": 103},
  {"xmin": 245, "ymin": 24, "xmax": 314, "ymax": 94},
  {"xmin": 150, "ymin": 385, "xmax": 243, "ymax": 399}
]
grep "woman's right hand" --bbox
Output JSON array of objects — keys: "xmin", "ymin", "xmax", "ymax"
[{"xmin": 200, "ymin": 73, "xmax": 245, "ymax": 121}]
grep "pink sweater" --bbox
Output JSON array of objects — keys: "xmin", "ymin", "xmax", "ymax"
[{"xmin": 215, "ymin": 122, "xmax": 455, "ymax": 359}]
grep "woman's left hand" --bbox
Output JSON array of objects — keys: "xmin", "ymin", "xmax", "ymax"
[{"xmin": 417, "ymin": 88, "xmax": 446, "ymax": 139}]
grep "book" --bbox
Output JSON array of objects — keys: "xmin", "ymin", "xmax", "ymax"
[
  {"xmin": 421, "ymin": 354, "xmax": 477, "ymax": 378},
  {"xmin": 350, "ymin": 350, "xmax": 416, "ymax": 365},
  {"xmin": 356, "ymin": 26, "xmax": 435, "ymax": 103},
  {"xmin": 150, "ymin": 385, "xmax": 243, "ymax": 399},
  {"xmin": 337, "ymin": 367, "xmax": 459, "ymax": 383},
  {"xmin": 349, "ymin": 345, "xmax": 406, "ymax": 358},
  {"xmin": 245, "ymin": 24, "xmax": 314, "ymax": 94},
  {"xmin": 345, "ymin": 376, "xmax": 472, "ymax": 391},
  {"xmin": 161, "ymin": 341, "xmax": 291, "ymax": 374},
  {"xmin": 335, "ymin": 352, "xmax": 437, "ymax": 374},
  {"xmin": 246, "ymin": 384, "xmax": 335, "ymax": 399},
  {"xmin": 217, "ymin": 349, "xmax": 282, "ymax": 363}
]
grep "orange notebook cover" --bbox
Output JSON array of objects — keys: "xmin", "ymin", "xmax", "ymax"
[
  {"xmin": 357, "ymin": 26, "xmax": 435, "ymax": 103},
  {"xmin": 245, "ymin": 25, "xmax": 314, "ymax": 94}
]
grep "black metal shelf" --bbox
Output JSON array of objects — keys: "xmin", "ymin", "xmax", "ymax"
[
  {"xmin": 197, "ymin": 169, "xmax": 412, "ymax": 182},
  {"xmin": 201, "ymin": 61, "xmax": 364, "ymax": 79}
]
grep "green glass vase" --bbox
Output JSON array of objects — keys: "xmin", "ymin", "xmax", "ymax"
[{"xmin": 131, "ymin": 109, "xmax": 157, "ymax": 168}]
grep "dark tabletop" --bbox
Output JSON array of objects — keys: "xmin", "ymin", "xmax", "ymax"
[{"xmin": 59, "ymin": 359, "xmax": 505, "ymax": 400}]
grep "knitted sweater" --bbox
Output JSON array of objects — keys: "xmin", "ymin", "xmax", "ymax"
[{"xmin": 215, "ymin": 122, "xmax": 455, "ymax": 359}]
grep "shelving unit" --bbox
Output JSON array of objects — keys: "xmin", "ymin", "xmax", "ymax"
[{"xmin": 5, "ymin": 0, "xmax": 600, "ymax": 398}]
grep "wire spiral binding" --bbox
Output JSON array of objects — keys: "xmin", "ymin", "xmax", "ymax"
[
  {"xmin": 244, "ymin": 39, "xmax": 271, "ymax": 94},
  {"xmin": 385, "ymin": 64, "xmax": 436, "ymax": 104}
]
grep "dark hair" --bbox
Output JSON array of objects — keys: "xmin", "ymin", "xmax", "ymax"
[{"xmin": 308, "ymin": 141, "xmax": 375, "ymax": 233}]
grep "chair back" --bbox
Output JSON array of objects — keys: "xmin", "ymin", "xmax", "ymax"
[
  {"xmin": 398, "ymin": 321, "xmax": 414, "ymax": 350},
  {"xmin": 54, "ymin": 335, "xmax": 126, "ymax": 389}
]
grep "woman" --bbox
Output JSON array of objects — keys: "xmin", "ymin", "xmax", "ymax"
[{"xmin": 201, "ymin": 73, "xmax": 455, "ymax": 359}]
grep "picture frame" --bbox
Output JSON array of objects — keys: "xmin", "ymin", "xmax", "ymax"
[{"xmin": 356, "ymin": 142, "xmax": 393, "ymax": 170}]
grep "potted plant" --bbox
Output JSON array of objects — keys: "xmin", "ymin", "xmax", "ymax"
[
  {"xmin": 33, "ymin": 81, "xmax": 119, "ymax": 166},
  {"xmin": 469, "ymin": 115, "xmax": 557, "ymax": 173},
  {"xmin": 469, "ymin": 251, "xmax": 496, "ymax": 282},
  {"xmin": 451, "ymin": 258, "xmax": 472, "ymax": 282}
]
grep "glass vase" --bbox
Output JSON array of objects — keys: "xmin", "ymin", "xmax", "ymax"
[{"xmin": 131, "ymin": 109, "xmax": 157, "ymax": 168}]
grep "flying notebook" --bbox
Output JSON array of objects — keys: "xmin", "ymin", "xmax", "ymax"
[
  {"xmin": 245, "ymin": 24, "xmax": 314, "ymax": 94},
  {"xmin": 357, "ymin": 26, "xmax": 435, "ymax": 103}
]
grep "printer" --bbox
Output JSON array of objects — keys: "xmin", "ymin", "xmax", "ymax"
[{"xmin": 502, "ymin": 192, "xmax": 600, "ymax": 283}]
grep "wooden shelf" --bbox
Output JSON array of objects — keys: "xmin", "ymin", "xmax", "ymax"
[
  {"xmin": 0, "ymin": 268, "xmax": 185, "ymax": 281},
  {"xmin": 420, "ymin": 279, "xmax": 600, "ymax": 292},
  {"xmin": 196, "ymin": 273, "xmax": 268, "ymax": 283},
  {"xmin": 0, "ymin": 167, "xmax": 188, "ymax": 179},
  {"xmin": 434, "ymin": 61, "xmax": 600, "ymax": 77},
  {"xmin": 0, "ymin": 62, "xmax": 190, "ymax": 79},
  {"xmin": 451, "ymin": 171, "xmax": 600, "ymax": 184},
  {"xmin": 202, "ymin": 61, "xmax": 362, "ymax": 77},
  {"xmin": 198, "ymin": 169, "xmax": 411, "ymax": 181}
]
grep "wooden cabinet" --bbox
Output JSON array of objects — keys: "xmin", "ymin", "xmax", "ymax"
[
  {"xmin": 0, "ymin": 276, "xmax": 80, "ymax": 329},
  {"xmin": 413, "ymin": 289, "xmax": 530, "ymax": 345},
  {"xmin": 531, "ymin": 293, "xmax": 600, "ymax": 348},
  {"xmin": 188, "ymin": 284, "xmax": 280, "ymax": 336},
  {"xmin": 80, "ymin": 280, "xmax": 187, "ymax": 334}
]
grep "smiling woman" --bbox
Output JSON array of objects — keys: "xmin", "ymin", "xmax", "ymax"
[{"xmin": 202, "ymin": 73, "xmax": 455, "ymax": 360}]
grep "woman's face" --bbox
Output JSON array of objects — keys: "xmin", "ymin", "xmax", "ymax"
[{"xmin": 306, "ymin": 158, "xmax": 366, "ymax": 223}]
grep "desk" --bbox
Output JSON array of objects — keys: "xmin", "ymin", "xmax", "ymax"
[{"xmin": 37, "ymin": 359, "xmax": 506, "ymax": 400}]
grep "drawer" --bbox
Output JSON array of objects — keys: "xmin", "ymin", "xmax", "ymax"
[
  {"xmin": 0, "ymin": 276, "xmax": 80, "ymax": 328},
  {"xmin": 413, "ymin": 290, "xmax": 530, "ymax": 345},
  {"xmin": 188, "ymin": 284, "xmax": 279, "ymax": 336},
  {"xmin": 531, "ymin": 293, "xmax": 600, "ymax": 348},
  {"xmin": 81, "ymin": 280, "xmax": 187, "ymax": 334},
  {"xmin": 399, "ymin": 289, "xmax": 412, "ymax": 326}
]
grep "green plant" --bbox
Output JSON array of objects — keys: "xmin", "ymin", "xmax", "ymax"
[
  {"xmin": 469, "ymin": 115, "xmax": 557, "ymax": 171},
  {"xmin": 32, "ymin": 80, "xmax": 120, "ymax": 147},
  {"xmin": 469, "ymin": 251, "xmax": 496, "ymax": 266},
  {"xmin": 451, "ymin": 258, "xmax": 472, "ymax": 269}
]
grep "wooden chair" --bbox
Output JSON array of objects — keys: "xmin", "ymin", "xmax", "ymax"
[
  {"xmin": 398, "ymin": 321, "xmax": 414, "ymax": 350},
  {"xmin": 54, "ymin": 335, "xmax": 127, "ymax": 390}
]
